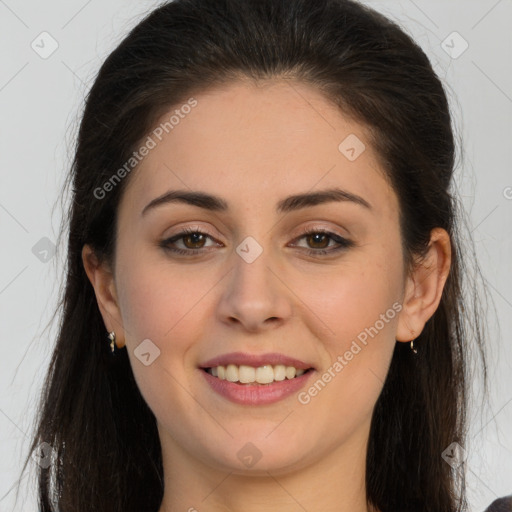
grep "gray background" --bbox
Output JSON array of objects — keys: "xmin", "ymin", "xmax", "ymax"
[{"xmin": 0, "ymin": 0, "xmax": 511, "ymax": 510}]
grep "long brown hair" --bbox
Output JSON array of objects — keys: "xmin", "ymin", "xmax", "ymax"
[{"xmin": 23, "ymin": 0, "xmax": 488, "ymax": 510}]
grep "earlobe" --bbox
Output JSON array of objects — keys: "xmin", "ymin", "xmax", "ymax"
[
  {"xmin": 396, "ymin": 227, "xmax": 451, "ymax": 343},
  {"xmin": 81, "ymin": 244, "xmax": 126, "ymax": 348}
]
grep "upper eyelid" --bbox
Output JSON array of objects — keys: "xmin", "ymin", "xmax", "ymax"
[
  {"xmin": 165, "ymin": 226, "xmax": 350, "ymax": 246},
  {"xmin": 165, "ymin": 222, "xmax": 350, "ymax": 239}
]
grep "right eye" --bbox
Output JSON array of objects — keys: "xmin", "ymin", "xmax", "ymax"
[{"xmin": 159, "ymin": 227, "xmax": 222, "ymax": 256}]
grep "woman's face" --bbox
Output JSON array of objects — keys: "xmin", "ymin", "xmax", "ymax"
[{"xmin": 108, "ymin": 79, "xmax": 409, "ymax": 474}]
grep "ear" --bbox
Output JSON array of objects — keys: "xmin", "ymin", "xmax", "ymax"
[
  {"xmin": 396, "ymin": 227, "xmax": 451, "ymax": 343},
  {"xmin": 82, "ymin": 244, "xmax": 126, "ymax": 349}
]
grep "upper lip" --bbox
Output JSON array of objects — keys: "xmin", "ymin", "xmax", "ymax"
[{"xmin": 200, "ymin": 352, "xmax": 314, "ymax": 370}]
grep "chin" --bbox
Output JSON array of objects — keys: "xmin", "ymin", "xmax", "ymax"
[{"xmin": 194, "ymin": 429, "xmax": 319, "ymax": 476}]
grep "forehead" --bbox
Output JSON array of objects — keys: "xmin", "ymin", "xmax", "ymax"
[{"xmin": 119, "ymin": 79, "xmax": 397, "ymax": 221}]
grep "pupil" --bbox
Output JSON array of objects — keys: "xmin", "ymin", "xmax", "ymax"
[
  {"xmin": 309, "ymin": 233, "xmax": 328, "ymax": 248},
  {"xmin": 186, "ymin": 233, "xmax": 204, "ymax": 248}
]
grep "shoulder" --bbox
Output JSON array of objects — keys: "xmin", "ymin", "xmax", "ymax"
[{"xmin": 484, "ymin": 495, "xmax": 512, "ymax": 512}]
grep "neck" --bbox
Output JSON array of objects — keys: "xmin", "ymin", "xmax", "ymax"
[{"xmin": 157, "ymin": 423, "xmax": 376, "ymax": 512}]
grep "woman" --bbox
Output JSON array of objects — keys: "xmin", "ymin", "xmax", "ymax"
[{"xmin": 23, "ymin": 0, "xmax": 507, "ymax": 511}]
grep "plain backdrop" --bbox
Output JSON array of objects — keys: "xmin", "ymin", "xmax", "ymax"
[{"xmin": 0, "ymin": 0, "xmax": 511, "ymax": 510}]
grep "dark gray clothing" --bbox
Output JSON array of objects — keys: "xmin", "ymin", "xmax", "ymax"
[{"xmin": 485, "ymin": 495, "xmax": 512, "ymax": 512}]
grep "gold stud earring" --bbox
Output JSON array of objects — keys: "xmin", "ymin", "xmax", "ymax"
[
  {"xmin": 107, "ymin": 331, "xmax": 116, "ymax": 353},
  {"xmin": 409, "ymin": 328, "xmax": 418, "ymax": 354}
]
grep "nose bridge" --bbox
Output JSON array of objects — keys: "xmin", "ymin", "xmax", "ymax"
[
  {"xmin": 236, "ymin": 238, "xmax": 271, "ymax": 287},
  {"xmin": 232, "ymin": 234, "xmax": 276, "ymax": 301},
  {"xmin": 217, "ymin": 233, "xmax": 292, "ymax": 329}
]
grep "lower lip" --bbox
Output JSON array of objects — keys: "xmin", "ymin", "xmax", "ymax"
[{"xmin": 201, "ymin": 369, "xmax": 315, "ymax": 405}]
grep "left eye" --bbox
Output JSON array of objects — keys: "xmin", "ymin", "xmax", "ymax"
[
  {"xmin": 290, "ymin": 228, "xmax": 354, "ymax": 255},
  {"xmin": 159, "ymin": 228, "xmax": 353, "ymax": 256}
]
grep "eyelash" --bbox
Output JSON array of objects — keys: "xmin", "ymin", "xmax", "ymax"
[{"xmin": 159, "ymin": 226, "xmax": 354, "ymax": 257}]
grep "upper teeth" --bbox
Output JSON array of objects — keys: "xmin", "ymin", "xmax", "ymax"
[{"xmin": 208, "ymin": 364, "xmax": 306, "ymax": 384}]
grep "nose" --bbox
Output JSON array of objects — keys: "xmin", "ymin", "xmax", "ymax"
[{"xmin": 216, "ymin": 243, "xmax": 293, "ymax": 332}]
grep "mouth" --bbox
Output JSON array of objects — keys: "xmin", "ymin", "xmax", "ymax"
[
  {"xmin": 203, "ymin": 364, "xmax": 314, "ymax": 385},
  {"xmin": 199, "ymin": 352, "xmax": 316, "ymax": 404}
]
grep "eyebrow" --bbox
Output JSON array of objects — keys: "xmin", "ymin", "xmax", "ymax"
[{"xmin": 140, "ymin": 187, "xmax": 372, "ymax": 217}]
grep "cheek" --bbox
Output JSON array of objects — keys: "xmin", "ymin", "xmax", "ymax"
[
  {"xmin": 301, "ymin": 240, "xmax": 403, "ymax": 353},
  {"xmin": 114, "ymin": 253, "xmax": 213, "ymax": 414},
  {"xmin": 116, "ymin": 249, "xmax": 208, "ymax": 342},
  {"xmin": 295, "ymin": 240, "xmax": 403, "ymax": 415}
]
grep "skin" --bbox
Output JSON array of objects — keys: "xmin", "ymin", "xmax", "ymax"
[{"xmin": 83, "ymin": 79, "xmax": 451, "ymax": 512}]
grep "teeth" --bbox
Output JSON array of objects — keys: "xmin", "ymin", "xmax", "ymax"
[
  {"xmin": 274, "ymin": 364, "xmax": 287, "ymax": 381},
  {"xmin": 226, "ymin": 364, "xmax": 238, "ymax": 382},
  {"xmin": 256, "ymin": 365, "xmax": 274, "ymax": 384},
  {"xmin": 206, "ymin": 364, "xmax": 307, "ymax": 384},
  {"xmin": 239, "ymin": 365, "xmax": 255, "ymax": 383}
]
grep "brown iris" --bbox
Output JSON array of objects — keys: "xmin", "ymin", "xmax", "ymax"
[
  {"xmin": 305, "ymin": 232, "xmax": 330, "ymax": 249},
  {"xmin": 182, "ymin": 232, "xmax": 207, "ymax": 249}
]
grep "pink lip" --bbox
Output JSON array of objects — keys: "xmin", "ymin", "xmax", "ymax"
[
  {"xmin": 200, "ymin": 351, "xmax": 314, "ymax": 370},
  {"xmin": 201, "ymin": 368, "xmax": 315, "ymax": 405}
]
